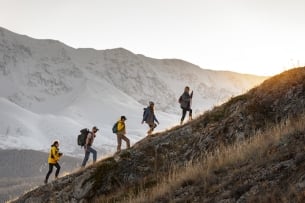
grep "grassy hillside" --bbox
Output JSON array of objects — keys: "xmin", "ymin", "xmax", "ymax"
[{"xmin": 11, "ymin": 67, "xmax": 305, "ymax": 203}]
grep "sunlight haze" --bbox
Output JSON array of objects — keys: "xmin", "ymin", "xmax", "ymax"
[{"xmin": 1, "ymin": 0, "xmax": 304, "ymax": 76}]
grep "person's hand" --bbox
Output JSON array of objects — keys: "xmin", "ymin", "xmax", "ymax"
[{"xmin": 59, "ymin": 152, "xmax": 63, "ymax": 156}]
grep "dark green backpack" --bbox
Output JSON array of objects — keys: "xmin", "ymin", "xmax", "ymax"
[
  {"xmin": 112, "ymin": 122, "xmax": 118, "ymax": 133},
  {"xmin": 77, "ymin": 128, "xmax": 89, "ymax": 146}
]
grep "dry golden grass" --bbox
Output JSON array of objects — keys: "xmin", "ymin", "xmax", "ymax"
[{"xmin": 128, "ymin": 114, "xmax": 305, "ymax": 203}]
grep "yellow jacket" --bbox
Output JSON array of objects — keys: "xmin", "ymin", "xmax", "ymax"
[
  {"xmin": 48, "ymin": 145, "xmax": 61, "ymax": 164},
  {"xmin": 117, "ymin": 120, "xmax": 126, "ymax": 133}
]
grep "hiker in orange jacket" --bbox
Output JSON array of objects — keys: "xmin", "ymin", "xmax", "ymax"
[
  {"xmin": 116, "ymin": 116, "xmax": 130, "ymax": 152},
  {"xmin": 44, "ymin": 140, "xmax": 63, "ymax": 184}
]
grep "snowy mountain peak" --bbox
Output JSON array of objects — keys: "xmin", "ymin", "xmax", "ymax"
[{"xmin": 0, "ymin": 27, "xmax": 267, "ymax": 156}]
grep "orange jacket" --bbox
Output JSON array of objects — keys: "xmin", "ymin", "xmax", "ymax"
[
  {"xmin": 117, "ymin": 120, "xmax": 126, "ymax": 133},
  {"xmin": 48, "ymin": 145, "xmax": 61, "ymax": 164}
]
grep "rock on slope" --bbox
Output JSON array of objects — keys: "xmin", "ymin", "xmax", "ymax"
[{"xmin": 11, "ymin": 67, "xmax": 305, "ymax": 203}]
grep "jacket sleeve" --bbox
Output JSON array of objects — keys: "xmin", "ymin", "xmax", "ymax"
[{"xmin": 154, "ymin": 115, "xmax": 159, "ymax": 124}]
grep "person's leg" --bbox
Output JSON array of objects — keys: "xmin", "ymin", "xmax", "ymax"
[
  {"xmin": 81, "ymin": 150, "xmax": 90, "ymax": 167},
  {"xmin": 87, "ymin": 146, "xmax": 97, "ymax": 163},
  {"xmin": 90, "ymin": 147, "xmax": 97, "ymax": 163},
  {"xmin": 117, "ymin": 134, "xmax": 122, "ymax": 152},
  {"xmin": 147, "ymin": 124, "xmax": 153, "ymax": 135},
  {"xmin": 181, "ymin": 108, "xmax": 187, "ymax": 124},
  {"xmin": 45, "ymin": 163, "xmax": 54, "ymax": 183},
  {"xmin": 54, "ymin": 162, "xmax": 61, "ymax": 179},
  {"xmin": 151, "ymin": 123, "xmax": 157, "ymax": 132},
  {"xmin": 188, "ymin": 108, "xmax": 193, "ymax": 120},
  {"xmin": 121, "ymin": 134, "xmax": 130, "ymax": 149}
]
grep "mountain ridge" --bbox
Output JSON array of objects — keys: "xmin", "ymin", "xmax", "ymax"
[{"xmin": 0, "ymin": 26, "xmax": 267, "ymax": 156}]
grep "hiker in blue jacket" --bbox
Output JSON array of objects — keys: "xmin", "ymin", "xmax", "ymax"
[
  {"xmin": 179, "ymin": 86, "xmax": 193, "ymax": 125},
  {"xmin": 142, "ymin": 101, "xmax": 159, "ymax": 135}
]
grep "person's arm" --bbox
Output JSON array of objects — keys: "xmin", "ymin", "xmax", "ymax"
[
  {"xmin": 154, "ymin": 115, "xmax": 159, "ymax": 124},
  {"xmin": 85, "ymin": 133, "xmax": 92, "ymax": 149}
]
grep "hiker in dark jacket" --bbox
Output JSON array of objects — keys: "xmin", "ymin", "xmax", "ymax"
[
  {"xmin": 142, "ymin": 101, "xmax": 159, "ymax": 135},
  {"xmin": 81, "ymin": 126, "xmax": 99, "ymax": 167},
  {"xmin": 116, "ymin": 116, "xmax": 130, "ymax": 152},
  {"xmin": 179, "ymin": 86, "xmax": 193, "ymax": 125},
  {"xmin": 44, "ymin": 140, "xmax": 63, "ymax": 184}
]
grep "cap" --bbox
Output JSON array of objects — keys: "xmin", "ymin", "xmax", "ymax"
[{"xmin": 121, "ymin": 116, "xmax": 127, "ymax": 120}]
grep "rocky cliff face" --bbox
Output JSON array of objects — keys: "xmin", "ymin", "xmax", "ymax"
[{"xmin": 11, "ymin": 67, "xmax": 305, "ymax": 202}]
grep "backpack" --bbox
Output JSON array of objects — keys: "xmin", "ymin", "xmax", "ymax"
[
  {"xmin": 142, "ymin": 107, "xmax": 149, "ymax": 121},
  {"xmin": 77, "ymin": 128, "xmax": 90, "ymax": 146},
  {"xmin": 178, "ymin": 96, "xmax": 182, "ymax": 103},
  {"xmin": 143, "ymin": 108, "xmax": 147, "ymax": 117},
  {"xmin": 112, "ymin": 122, "xmax": 118, "ymax": 134}
]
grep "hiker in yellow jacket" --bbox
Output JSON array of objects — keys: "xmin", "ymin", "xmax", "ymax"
[
  {"xmin": 44, "ymin": 140, "xmax": 63, "ymax": 184},
  {"xmin": 116, "ymin": 116, "xmax": 130, "ymax": 152}
]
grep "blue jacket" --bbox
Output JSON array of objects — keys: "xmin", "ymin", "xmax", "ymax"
[{"xmin": 142, "ymin": 107, "xmax": 159, "ymax": 124}]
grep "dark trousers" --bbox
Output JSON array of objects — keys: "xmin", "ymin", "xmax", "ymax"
[
  {"xmin": 45, "ymin": 163, "xmax": 61, "ymax": 181},
  {"xmin": 181, "ymin": 107, "xmax": 192, "ymax": 121}
]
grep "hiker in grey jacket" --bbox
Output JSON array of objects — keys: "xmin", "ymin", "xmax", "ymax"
[
  {"xmin": 179, "ymin": 86, "xmax": 193, "ymax": 125},
  {"xmin": 142, "ymin": 101, "xmax": 159, "ymax": 135}
]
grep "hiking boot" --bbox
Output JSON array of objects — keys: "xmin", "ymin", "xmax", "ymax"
[
  {"xmin": 44, "ymin": 179, "xmax": 47, "ymax": 184},
  {"xmin": 189, "ymin": 116, "xmax": 193, "ymax": 121},
  {"xmin": 180, "ymin": 120, "xmax": 183, "ymax": 125}
]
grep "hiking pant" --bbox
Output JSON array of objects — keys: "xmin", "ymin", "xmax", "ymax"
[
  {"xmin": 181, "ymin": 107, "xmax": 192, "ymax": 121},
  {"xmin": 45, "ymin": 162, "xmax": 61, "ymax": 181},
  {"xmin": 116, "ymin": 133, "xmax": 130, "ymax": 151},
  {"xmin": 81, "ymin": 146, "xmax": 97, "ymax": 167},
  {"xmin": 147, "ymin": 123, "xmax": 157, "ymax": 135}
]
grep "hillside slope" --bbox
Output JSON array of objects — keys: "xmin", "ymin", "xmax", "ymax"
[{"xmin": 11, "ymin": 67, "xmax": 305, "ymax": 203}]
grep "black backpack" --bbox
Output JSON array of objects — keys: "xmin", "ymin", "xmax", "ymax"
[
  {"xmin": 178, "ymin": 95, "xmax": 182, "ymax": 103},
  {"xmin": 77, "ymin": 128, "xmax": 90, "ymax": 146}
]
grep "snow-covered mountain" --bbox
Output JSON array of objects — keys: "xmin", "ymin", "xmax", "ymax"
[{"xmin": 0, "ymin": 27, "xmax": 267, "ymax": 157}]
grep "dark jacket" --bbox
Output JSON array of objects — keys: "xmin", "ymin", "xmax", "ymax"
[{"xmin": 180, "ymin": 91, "xmax": 193, "ymax": 109}]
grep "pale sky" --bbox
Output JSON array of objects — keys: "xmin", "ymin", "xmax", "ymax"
[{"xmin": 1, "ymin": 0, "xmax": 305, "ymax": 76}]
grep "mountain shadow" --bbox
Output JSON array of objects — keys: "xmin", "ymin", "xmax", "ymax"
[{"xmin": 11, "ymin": 67, "xmax": 305, "ymax": 203}]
